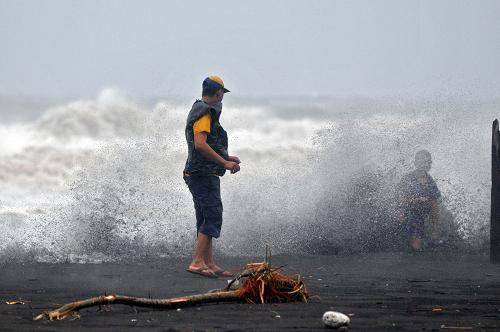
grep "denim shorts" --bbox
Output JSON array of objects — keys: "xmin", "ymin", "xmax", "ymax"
[
  {"xmin": 184, "ymin": 175, "xmax": 223, "ymax": 238},
  {"xmin": 407, "ymin": 212, "xmax": 429, "ymax": 239}
]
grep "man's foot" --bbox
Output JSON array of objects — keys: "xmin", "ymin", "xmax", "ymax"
[
  {"xmin": 212, "ymin": 269, "xmax": 235, "ymax": 277},
  {"xmin": 206, "ymin": 264, "xmax": 235, "ymax": 277},
  {"xmin": 186, "ymin": 267, "xmax": 218, "ymax": 279}
]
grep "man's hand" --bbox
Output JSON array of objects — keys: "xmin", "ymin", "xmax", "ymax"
[
  {"xmin": 398, "ymin": 212, "xmax": 405, "ymax": 224},
  {"xmin": 228, "ymin": 156, "xmax": 241, "ymax": 164},
  {"xmin": 224, "ymin": 161, "xmax": 240, "ymax": 174},
  {"xmin": 194, "ymin": 132, "xmax": 241, "ymax": 174}
]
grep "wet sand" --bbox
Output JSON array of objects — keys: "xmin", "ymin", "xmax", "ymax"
[{"xmin": 1, "ymin": 253, "xmax": 499, "ymax": 331}]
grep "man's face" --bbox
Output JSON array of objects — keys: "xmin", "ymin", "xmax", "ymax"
[
  {"xmin": 415, "ymin": 156, "xmax": 432, "ymax": 172},
  {"xmin": 215, "ymin": 89, "xmax": 224, "ymax": 102}
]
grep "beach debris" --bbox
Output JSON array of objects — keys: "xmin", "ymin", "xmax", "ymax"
[
  {"xmin": 407, "ymin": 279, "xmax": 433, "ymax": 283},
  {"xmin": 69, "ymin": 312, "xmax": 81, "ymax": 320},
  {"xmin": 322, "ymin": 311, "xmax": 350, "ymax": 329},
  {"xmin": 5, "ymin": 300, "xmax": 27, "ymax": 305},
  {"xmin": 34, "ymin": 260, "xmax": 309, "ymax": 321},
  {"xmin": 269, "ymin": 310, "xmax": 280, "ymax": 318},
  {"xmin": 440, "ymin": 325, "xmax": 473, "ymax": 330}
]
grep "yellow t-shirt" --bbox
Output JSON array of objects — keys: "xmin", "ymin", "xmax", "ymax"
[{"xmin": 193, "ymin": 113, "xmax": 211, "ymax": 134}]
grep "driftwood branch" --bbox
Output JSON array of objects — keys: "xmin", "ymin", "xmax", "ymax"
[
  {"xmin": 34, "ymin": 261, "xmax": 309, "ymax": 321},
  {"xmin": 34, "ymin": 291, "xmax": 240, "ymax": 321}
]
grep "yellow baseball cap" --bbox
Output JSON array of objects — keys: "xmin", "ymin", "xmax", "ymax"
[{"xmin": 203, "ymin": 75, "xmax": 230, "ymax": 93}]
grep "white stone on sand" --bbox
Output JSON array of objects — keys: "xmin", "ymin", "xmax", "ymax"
[{"xmin": 322, "ymin": 311, "xmax": 350, "ymax": 329}]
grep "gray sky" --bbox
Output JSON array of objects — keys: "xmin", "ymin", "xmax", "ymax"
[{"xmin": 1, "ymin": 0, "xmax": 499, "ymax": 98}]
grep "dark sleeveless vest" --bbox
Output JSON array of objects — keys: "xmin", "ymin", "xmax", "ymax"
[{"xmin": 184, "ymin": 100, "xmax": 229, "ymax": 176}]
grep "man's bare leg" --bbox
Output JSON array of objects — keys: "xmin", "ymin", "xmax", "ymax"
[
  {"xmin": 188, "ymin": 232, "xmax": 211, "ymax": 270},
  {"xmin": 204, "ymin": 238, "xmax": 233, "ymax": 276},
  {"xmin": 204, "ymin": 238, "xmax": 220, "ymax": 271},
  {"xmin": 410, "ymin": 238, "xmax": 422, "ymax": 251}
]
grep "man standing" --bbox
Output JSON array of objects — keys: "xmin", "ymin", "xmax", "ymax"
[
  {"xmin": 398, "ymin": 150, "xmax": 441, "ymax": 251},
  {"xmin": 184, "ymin": 75, "xmax": 240, "ymax": 278}
]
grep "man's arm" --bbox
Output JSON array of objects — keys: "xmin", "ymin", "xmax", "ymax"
[
  {"xmin": 194, "ymin": 132, "xmax": 240, "ymax": 173},
  {"xmin": 396, "ymin": 179, "xmax": 408, "ymax": 223},
  {"xmin": 431, "ymin": 199, "xmax": 439, "ymax": 239}
]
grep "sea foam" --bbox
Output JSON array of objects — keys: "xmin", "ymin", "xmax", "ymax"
[{"xmin": 0, "ymin": 91, "xmax": 496, "ymax": 262}]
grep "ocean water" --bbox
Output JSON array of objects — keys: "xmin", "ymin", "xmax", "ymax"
[{"xmin": 0, "ymin": 89, "xmax": 496, "ymax": 262}]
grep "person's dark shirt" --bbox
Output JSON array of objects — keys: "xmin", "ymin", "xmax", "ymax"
[{"xmin": 398, "ymin": 170, "xmax": 441, "ymax": 219}]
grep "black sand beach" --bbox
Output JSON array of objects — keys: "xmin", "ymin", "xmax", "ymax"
[{"xmin": 1, "ymin": 253, "xmax": 499, "ymax": 331}]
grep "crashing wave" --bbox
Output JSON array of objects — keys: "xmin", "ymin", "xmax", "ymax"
[{"xmin": 0, "ymin": 92, "xmax": 496, "ymax": 262}]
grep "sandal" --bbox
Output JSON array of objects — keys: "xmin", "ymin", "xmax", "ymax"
[
  {"xmin": 186, "ymin": 267, "xmax": 218, "ymax": 279},
  {"xmin": 213, "ymin": 269, "xmax": 235, "ymax": 277}
]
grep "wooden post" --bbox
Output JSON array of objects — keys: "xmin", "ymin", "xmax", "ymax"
[{"xmin": 491, "ymin": 119, "xmax": 500, "ymax": 263}]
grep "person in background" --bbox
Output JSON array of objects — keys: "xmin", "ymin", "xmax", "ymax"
[
  {"xmin": 398, "ymin": 150, "xmax": 441, "ymax": 251},
  {"xmin": 183, "ymin": 75, "xmax": 240, "ymax": 278}
]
